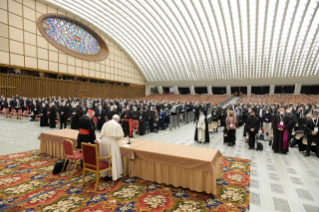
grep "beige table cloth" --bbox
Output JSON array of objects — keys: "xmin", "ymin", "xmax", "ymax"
[{"xmin": 38, "ymin": 130, "xmax": 222, "ymax": 194}]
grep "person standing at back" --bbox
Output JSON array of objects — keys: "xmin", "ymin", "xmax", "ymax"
[
  {"xmin": 263, "ymin": 108, "xmax": 272, "ymax": 141},
  {"xmin": 305, "ymin": 111, "xmax": 319, "ymax": 158},
  {"xmin": 226, "ymin": 111, "xmax": 236, "ymax": 146},
  {"xmin": 246, "ymin": 110, "xmax": 260, "ymax": 150}
]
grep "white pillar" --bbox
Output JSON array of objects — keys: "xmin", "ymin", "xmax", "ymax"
[
  {"xmin": 145, "ymin": 85, "xmax": 151, "ymax": 96},
  {"xmin": 226, "ymin": 85, "xmax": 231, "ymax": 95},
  {"xmin": 157, "ymin": 86, "xmax": 163, "ymax": 94},
  {"xmin": 294, "ymin": 83, "xmax": 302, "ymax": 94},
  {"xmin": 173, "ymin": 86, "xmax": 179, "ymax": 94},
  {"xmin": 247, "ymin": 85, "xmax": 251, "ymax": 95},
  {"xmin": 207, "ymin": 86, "xmax": 213, "ymax": 94},
  {"xmin": 190, "ymin": 86, "xmax": 195, "ymax": 94},
  {"xmin": 270, "ymin": 84, "xmax": 275, "ymax": 95}
]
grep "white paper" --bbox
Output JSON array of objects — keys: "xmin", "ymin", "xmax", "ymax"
[
  {"xmin": 315, "ymin": 127, "xmax": 318, "ymax": 132},
  {"xmin": 122, "ymin": 144, "xmax": 130, "ymax": 147},
  {"xmin": 122, "ymin": 140, "xmax": 127, "ymax": 143},
  {"xmin": 280, "ymin": 121, "xmax": 283, "ymax": 125}
]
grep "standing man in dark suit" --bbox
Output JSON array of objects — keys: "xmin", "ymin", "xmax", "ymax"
[
  {"xmin": 95, "ymin": 104, "xmax": 107, "ymax": 131},
  {"xmin": 257, "ymin": 105, "xmax": 265, "ymax": 129},
  {"xmin": 296, "ymin": 107, "xmax": 306, "ymax": 130},
  {"xmin": 246, "ymin": 110, "xmax": 260, "ymax": 150},
  {"xmin": 305, "ymin": 111, "xmax": 319, "ymax": 158}
]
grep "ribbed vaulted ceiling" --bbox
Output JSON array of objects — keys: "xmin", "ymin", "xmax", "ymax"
[{"xmin": 41, "ymin": 0, "xmax": 319, "ymax": 82}]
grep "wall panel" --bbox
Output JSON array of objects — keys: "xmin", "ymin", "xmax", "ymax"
[
  {"xmin": 0, "ymin": 0, "xmax": 145, "ymax": 88},
  {"xmin": 0, "ymin": 74, "xmax": 145, "ymax": 98}
]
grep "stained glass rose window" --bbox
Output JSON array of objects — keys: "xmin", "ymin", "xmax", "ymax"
[
  {"xmin": 43, "ymin": 18, "xmax": 100, "ymax": 55},
  {"xmin": 37, "ymin": 14, "xmax": 108, "ymax": 61}
]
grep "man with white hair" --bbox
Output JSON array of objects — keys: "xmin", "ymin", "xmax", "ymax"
[{"xmin": 98, "ymin": 114, "xmax": 124, "ymax": 181}]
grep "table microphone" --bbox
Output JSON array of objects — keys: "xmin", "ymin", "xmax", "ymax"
[{"xmin": 127, "ymin": 136, "xmax": 131, "ymax": 145}]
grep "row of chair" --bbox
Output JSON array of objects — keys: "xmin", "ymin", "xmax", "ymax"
[{"xmin": 0, "ymin": 109, "xmax": 29, "ymax": 122}]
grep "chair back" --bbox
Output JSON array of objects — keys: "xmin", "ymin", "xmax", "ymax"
[
  {"xmin": 93, "ymin": 117, "xmax": 97, "ymax": 124},
  {"xmin": 23, "ymin": 110, "xmax": 28, "ymax": 117},
  {"xmin": 63, "ymin": 139, "xmax": 74, "ymax": 156},
  {"xmin": 132, "ymin": 120, "xmax": 139, "ymax": 129},
  {"xmin": 82, "ymin": 143, "xmax": 99, "ymax": 170},
  {"xmin": 10, "ymin": 110, "xmax": 15, "ymax": 115},
  {"xmin": 4, "ymin": 108, "xmax": 8, "ymax": 114},
  {"xmin": 17, "ymin": 110, "xmax": 22, "ymax": 115}
]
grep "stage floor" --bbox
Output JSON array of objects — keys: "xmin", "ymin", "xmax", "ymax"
[{"xmin": 0, "ymin": 119, "xmax": 318, "ymax": 212}]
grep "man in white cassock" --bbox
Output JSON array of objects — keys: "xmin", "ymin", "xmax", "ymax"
[
  {"xmin": 194, "ymin": 111, "xmax": 210, "ymax": 143},
  {"xmin": 99, "ymin": 114, "xmax": 124, "ymax": 181}
]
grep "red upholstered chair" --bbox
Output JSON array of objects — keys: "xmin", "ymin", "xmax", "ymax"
[
  {"xmin": 81, "ymin": 143, "xmax": 112, "ymax": 191},
  {"xmin": 12, "ymin": 109, "xmax": 22, "ymax": 122},
  {"xmin": 132, "ymin": 120, "xmax": 139, "ymax": 137},
  {"xmin": 8, "ymin": 109, "xmax": 15, "ymax": 121},
  {"xmin": 63, "ymin": 139, "xmax": 82, "ymax": 176},
  {"xmin": 35, "ymin": 114, "xmax": 41, "ymax": 125},
  {"xmin": 0, "ymin": 108, "xmax": 9, "ymax": 120},
  {"xmin": 21, "ymin": 110, "xmax": 29, "ymax": 122}
]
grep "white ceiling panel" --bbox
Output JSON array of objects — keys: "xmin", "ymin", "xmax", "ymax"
[{"xmin": 41, "ymin": 0, "xmax": 319, "ymax": 82}]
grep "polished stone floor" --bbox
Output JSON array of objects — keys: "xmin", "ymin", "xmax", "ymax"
[{"xmin": 0, "ymin": 117, "xmax": 318, "ymax": 212}]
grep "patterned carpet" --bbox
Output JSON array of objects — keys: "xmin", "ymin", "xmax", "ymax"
[{"xmin": 0, "ymin": 151, "xmax": 250, "ymax": 212}]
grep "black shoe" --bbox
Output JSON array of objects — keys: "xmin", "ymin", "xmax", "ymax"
[
  {"xmin": 304, "ymin": 153, "xmax": 310, "ymax": 157},
  {"xmin": 104, "ymin": 176, "xmax": 112, "ymax": 181}
]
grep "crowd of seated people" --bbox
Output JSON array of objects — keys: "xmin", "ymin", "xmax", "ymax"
[
  {"xmin": 0, "ymin": 94, "xmax": 230, "ymax": 137},
  {"xmin": 239, "ymin": 94, "xmax": 316, "ymax": 105},
  {"xmin": 210, "ymin": 94, "xmax": 319, "ymax": 158}
]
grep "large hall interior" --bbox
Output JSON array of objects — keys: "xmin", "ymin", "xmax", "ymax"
[{"xmin": 0, "ymin": 0, "xmax": 319, "ymax": 211}]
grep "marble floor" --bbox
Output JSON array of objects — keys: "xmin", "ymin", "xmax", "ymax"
[{"xmin": 0, "ymin": 118, "xmax": 318, "ymax": 212}]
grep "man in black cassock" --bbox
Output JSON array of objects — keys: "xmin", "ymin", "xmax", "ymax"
[
  {"xmin": 149, "ymin": 106, "xmax": 155, "ymax": 132},
  {"xmin": 138, "ymin": 108, "xmax": 146, "ymax": 135},
  {"xmin": 272, "ymin": 108, "xmax": 290, "ymax": 154},
  {"xmin": 246, "ymin": 110, "xmax": 260, "ymax": 149},
  {"xmin": 79, "ymin": 105, "xmax": 87, "ymax": 117},
  {"xmin": 40, "ymin": 102, "xmax": 48, "ymax": 127},
  {"xmin": 49, "ymin": 102, "xmax": 57, "ymax": 128},
  {"xmin": 76, "ymin": 109, "xmax": 96, "ymax": 149},
  {"xmin": 59, "ymin": 102, "xmax": 67, "ymax": 129},
  {"xmin": 194, "ymin": 111, "xmax": 210, "ymax": 143},
  {"xmin": 107, "ymin": 106, "xmax": 117, "ymax": 120},
  {"xmin": 70, "ymin": 104, "xmax": 79, "ymax": 129},
  {"xmin": 123, "ymin": 106, "xmax": 133, "ymax": 137}
]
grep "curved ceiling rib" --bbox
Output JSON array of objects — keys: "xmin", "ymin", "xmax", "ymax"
[{"xmin": 41, "ymin": 0, "xmax": 319, "ymax": 82}]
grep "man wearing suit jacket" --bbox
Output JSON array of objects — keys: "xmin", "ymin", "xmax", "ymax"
[
  {"xmin": 296, "ymin": 107, "xmax": 307, "ymax": 130},
  {"xmin": 95, "ymin": 104, "xmax": 107, "ymax": 131},
  {"xmin": 257, "ymin": 105, "xmax": 265, "ymax": 129},
  {"xmin": 305, "ymin": 111, "xmax": 319, "ymax": 158}
]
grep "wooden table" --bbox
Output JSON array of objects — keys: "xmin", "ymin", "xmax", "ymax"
[{"xmin": 38, "ymin": 129, "xmax": 222, "ymax": 194}]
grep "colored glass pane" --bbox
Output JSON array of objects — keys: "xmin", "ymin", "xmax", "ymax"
[{"xmin": 43, "ymin": 18, "xmax": 100, "ymax": 55}]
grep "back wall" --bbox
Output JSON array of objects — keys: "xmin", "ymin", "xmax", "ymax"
[{"xmin": 0, "ymin": 0, "xmax": 145, "ymax": 86}]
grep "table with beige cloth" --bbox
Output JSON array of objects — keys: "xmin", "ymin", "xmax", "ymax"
[{"xmin": 38, "ymin": 129, "xmax": 222, "ymax": 194}]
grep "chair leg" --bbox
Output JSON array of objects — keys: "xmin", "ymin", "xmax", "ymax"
[
  {"xmin": 71, "ymin": 160, "xmax": 79, "ymax": 176},
  {"xmin": 95, "ymin": 172, "xmax": 100, "ymax": 191},
  {"xmin": 82, "ymin": 170, "xmax": 86, "ymax": 186}
]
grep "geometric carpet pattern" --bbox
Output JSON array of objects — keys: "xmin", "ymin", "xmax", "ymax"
[{"xmin": 0, "ymin": 151, "xmax": 250, "ymax": 212}]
